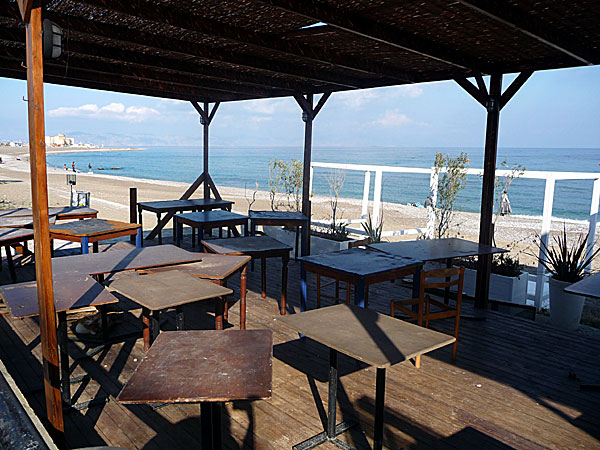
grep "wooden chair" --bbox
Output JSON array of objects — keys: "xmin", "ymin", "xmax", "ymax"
[
  {"xmin": 390, "ymin": 267, "xmax": 464, "ymax": 367},
  {"xmin": 316, "ymin": 237, "xmax": 372, "ymax": 308}
]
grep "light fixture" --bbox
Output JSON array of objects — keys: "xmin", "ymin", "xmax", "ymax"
[
  {"xmin": 199, "ymin": 116, "xmax": 206, "ymax": 125},
  {"xmin": 302, "ymin": 111, "xmax": 308, "ymax": 122},
  {"xmin": 42, "ymin": 19, "xmax": 63, "ymax": 59}
]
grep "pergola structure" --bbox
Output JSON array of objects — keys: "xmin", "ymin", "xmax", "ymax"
[{"xmin": 2, "ymin": 0, "xmax": 599, "ymax": 436}]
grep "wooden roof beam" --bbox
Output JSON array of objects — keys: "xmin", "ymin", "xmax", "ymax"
[
  {"xmin": 69, "ymin": 0, "xmax": 414, "ymax": 84},
  {"xmin": 16, "ymin": 0, "xmax": 33, "ymax": 22},
  {"xmin": 259, "ymin": 0, "xmax": 486, "ymax": 71},
  {"xmin": 456, "ymin": 0, "xmax": 598, "ymax": 65}
]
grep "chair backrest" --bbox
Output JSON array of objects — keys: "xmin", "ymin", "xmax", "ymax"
[
  {"xmin": 421, "ymin": 267, "xmax": 465, "ymax": 291},
  {"xmin": 349, "ymin": 237, "xmax": 373, "ymax": 248}
]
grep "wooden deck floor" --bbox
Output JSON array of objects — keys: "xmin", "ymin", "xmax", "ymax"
[{"xmin": 1, "ymin": 236, "xmax": 599, "ymax": 449}]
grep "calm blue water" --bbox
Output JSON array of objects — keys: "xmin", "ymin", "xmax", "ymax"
[{"xmin": 47, "ymin": 146, "xmax": 600, "ymax": 220}]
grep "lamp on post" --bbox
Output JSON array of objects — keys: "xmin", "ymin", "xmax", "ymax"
[{"xmin": 42, "ymin": 19, "xmax": 63, "ymax": 59}]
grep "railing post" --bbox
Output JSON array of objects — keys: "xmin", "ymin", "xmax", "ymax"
[
  {"xmin": 426, "ymin": 168, "xmax": 438, "ymax": 239},
  {"xmin": 361, "ymin": 170, "xmax": 371, "ymax": 219},
  {"xmin": 129, "ymin": 187, "xmax": 137, "ymax": 243},
  {"xmin": 534, "ymin": 176, "xmax": 556, "ymax": 309},
  {"xmin": 586, "ymin": 178, "xmax": 600, "ymax": 274},
  {"xmin": 372, "ymin": 169, "xmax": 383, "ymax": 227}
]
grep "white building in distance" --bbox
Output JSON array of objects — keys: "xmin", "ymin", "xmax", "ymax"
[{"xmin": 45, "ymin": 134, "xmax": 75, "ymax": 147}]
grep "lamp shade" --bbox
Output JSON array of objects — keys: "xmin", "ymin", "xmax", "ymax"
[{"xmin": 42, "ymin": 19, "xmax": 63, "ymax": 59}]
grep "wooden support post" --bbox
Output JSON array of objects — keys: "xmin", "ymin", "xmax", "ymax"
[
  {"xmin": 203, "ymin": 101, "xmax": 210, "ymax": 199},
  {"xmin": 455, "ymin": 71, "xmax": 532, "ymax": 311},
  {"xmin": 25, "ymin": 5, "xmax": 64, "ymax": 434},
  {"xmin": 295, "ymin": 92, "xmax": 331, "ymax": 256},
  {"xmin": 474, "ymin": 73, "xmax": 502, "ymax": 310},
  {"xmin": 129, "ymin": 187, "xmax": 137, "ymax": 243}
]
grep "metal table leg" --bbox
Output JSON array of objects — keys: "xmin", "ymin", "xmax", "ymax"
[
  {"xmin": 300, "ymin": 264, "xmax": 308, "ymax": 312},
  {"xmin": 354, "ymin": 278, "xmax": 366, "ymax": 308},
  {"xmin": 373, "ymin": 368, "xmax": 386, "ymax": 450},
  {"xmin": 201, "ymin": 402, "xmax": 222, "ymax": 450},
  {"xmin": 293, "ymin": 349, "xmax": 356, "ymax": 450}
]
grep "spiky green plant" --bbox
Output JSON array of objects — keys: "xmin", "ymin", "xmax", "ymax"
[
  {"xmin": 362, "ymin": 213, "xmax": 383, "ymax": 243},
  {"xmin": 533, "ymin": 224, "xmax": 600, "ymax": 283}
]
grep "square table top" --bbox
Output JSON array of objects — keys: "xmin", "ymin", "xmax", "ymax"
[
  {"xmin": 279, "ymin": 304, "xmax": 455, "ymax": 368},
  {"xmin": 0, "ymin": 216, "xmax": 56, "ymax": 228},
  {"xmin": 175, "ymin": 210, "xmax": 248, "ymax": 225},
  {"xmin": 202, "ymin": 236, "xmax": 292, "ymax": 256},
  {"xmin": 52, "ymin": 244, "xmax": 204, "ymax": 277},
  {"xmin": 369, "ymin": 237, "xmax": 506, "ymax": 262},
  {"xmin": 137, "ymin": 254, "xmax": 250, "ymax": 280},
  {"xmin": 564, "ymin": 273, "xmax": 600, "ymax": 299},
  {"xmin": 248, "ymin": 210, "xmax": 308, "ymax": 222},
  {"xmin": 117, "ymin": 330, "xmax": 273, "ymax": 404},
  {"xmin": 299, "ymin": 247, "xmax": 422, "ymax": 278},
  {"xmin": 137, "ymin": 198, "xmax": 234, "ymax": 213},
  {"xmin": 105, "ymin": 271, "xmax": 233, "ymax": 310},
  {"xmin": 0, "ymin": 227, "xmax": 35, "ymax": 244},
  {"xmin": 0, "ymin": 274, "xmax": 118, "ymax": 318},
  {"xmin": 50, "ymin": 218, "xmax": 140, "ymax": 238}
]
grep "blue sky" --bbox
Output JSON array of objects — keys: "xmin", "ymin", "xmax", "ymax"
[{"xmin": 0, "ymin": 66, "xmax": 598, "ymax": 148}]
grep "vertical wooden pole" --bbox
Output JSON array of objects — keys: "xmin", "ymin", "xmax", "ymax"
[
  {"xmin": 301, "ymin": 94, "xmax": 314, "ymax": 256},
  {"xmin": 475, "ymin": 73, "xmax": 503, "ymax": 310},
  {"xmin": 203, "ymin": 102, "xmax": 210, "ymax": 199},
  {"xmin": 26, "ymin": 6, "xmax": 64, "ymax": 434},
  {"xmin": 129, "ymin": 187, "xmax": 137, "ymax": 243}
]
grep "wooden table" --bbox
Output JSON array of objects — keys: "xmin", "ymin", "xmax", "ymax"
[
  {"xmin": 299, "ymin": 248, "xmax": 423, "ymax": 311},
  {"xmin": 136, "ymin": 253, "xmax": 251, "ymax": 329},
  {"xmin": 280, "ymin": 304, "xmax": 455, "ymax": 450},
  {"xmin": 118, "ymin": 330, "xmax": 273, "ymax": 449},
  {"xmin": 0, "ymin": 206, "xmax": 98, "ymax": 220},
  {"xmin": 106, "ymin": 271, "xmax": 233, "ymax": 350},
  {"xmin": 137, "ymin": 198, "xmax": 234, "ymax": 244},
  {"xmin": 52, "ymin": 244, "xmax": 204, "ymax": 278},
  {"xmin": 50, "ymin": 218, "xmax": 142, "ymax": 254},
  {"xmin": 0, "ymin": 275, "xmax": 118, "ymax": 409},
  {"xmin": 202, "ymin": 236, "xmax": 292, "ymax": 315},
  {"xmin": 175, "ymin": 211, "xmax": 249, "ymax": 248},
  {"xmin": 369, "ymin": 238, "xmax": 506, "ymax": 304},
  {"xmin": 0, "ymin": 227, "xmax": 34, "ymax": 283},
  {"xmin": 0, "ymin": 215, "xmax": 56, "ymax": 228},
  {"xmin": 249, "ymin": 210, "xmax": 308, "ymax": 258}
]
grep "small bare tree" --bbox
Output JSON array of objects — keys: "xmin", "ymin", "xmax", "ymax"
[
  {"xmin": 268, "ymin": 159, "xmax": 285, "ymax": 211},
  {"xmin": 325, "ymin": 168, "xmax": 347, "ymax": 237},
  {"xmin": 433, "ymin": 152, "xmax": 469, "ymax": 239},
  {"xmin": 244, "ymin": 181, "xmax": 259, "ymax": 213}
]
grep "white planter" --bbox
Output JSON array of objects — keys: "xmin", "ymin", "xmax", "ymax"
[
  {"xmin": 449, "ymin": 267, "xmax": 528, "ymax": 305},
  {"xmin": 262, "ymin": 226, "xmax": 356, "ymax": 255},
  {"xmin": 548, "ymin": 278, "xmax": 585, "ymax": 330}
]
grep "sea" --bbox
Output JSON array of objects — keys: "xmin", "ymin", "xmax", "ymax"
[{"xmin": 47, "ymin": 146, "xmax": 600, "ymax": 221}]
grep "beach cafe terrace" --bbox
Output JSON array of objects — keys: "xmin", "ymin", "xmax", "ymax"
[{"xmin": 0, "ymin": 0, "xmax": 599, "ymax": 448}]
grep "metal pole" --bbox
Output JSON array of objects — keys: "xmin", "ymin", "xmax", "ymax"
[
  {"xmin": 301, "ymin": 94, "xmax": 314, "ymax": 256},
  {"xmin": 25, "ymin": 5, "xmax": 64, "ymax": 434},
  {"xmin": 475, "ymin": 73, "xmax": 502, "ymax": 310}
]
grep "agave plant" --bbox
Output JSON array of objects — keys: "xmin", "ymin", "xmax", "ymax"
[
  {"xmin": 362, "ymin": 213, "xmax": 383, "ymax": 243},
  {"xmin": 533, "ymin": 224, "xmax": 600, "ymax": 283}
]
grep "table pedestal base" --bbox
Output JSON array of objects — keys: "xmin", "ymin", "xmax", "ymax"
[
  {"xmin": 201, "ymin": 402, "xmax": 222, "ymax": 450},
  {"xmin": 293, "ymin": 349, "xmax": 360, "ymax": 450}
]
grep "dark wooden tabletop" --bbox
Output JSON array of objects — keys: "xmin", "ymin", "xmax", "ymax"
[
  {"xmin": 117, "ymin": 330, "xmax": 273, "ymax": 404},
  {"xmin": 299, "ymin": 247, "xmax": 422, "ymax": 277},
  {"xmin": 50, "ymin": 218, "xmax": 140, "ymax": 238},
  {"xmin": 369, "ymin": 238, "xmax": 507, "ymax": 262},
  {"xmin": 0, "ymin": 274, "xmax": 118, "ymax": 318},
  {"xmin": 138, "ymin": 254, "xmax": 250, "ymax": 280},
  {"xmin": 0, "ymin": 216, "xmax": 56, "ymax": 228},
  {"xmin": 0, "ymin": 227, "xmax": 35, "ymax": 244},
  {"xmin": 0, "ymin": 206, "xmax": 97, "ymax": 219},
  {"xmin": 248, "ymin": 210, "xmax": 308, "ymax": 222},
  {"xmin": 175, "ymin": 210, "xmax": 248, "ymax": 225},
  {"xmin": 279, "ymin": 304, "xmax": 455, "ymax": 368},
  {"xmin": 138, "ymin": 198, "xmax": 234, "ymax": 213},
  {"xmin": 52, "ymin": 244, "xmax": 204, "ymax": 277},
  {"xmin": 202, "ymin": 236, "xmax": 292, "ymax": 256},
  {"xmin": 105, "ymin": 271, "xmax": 233, "ymax": 310},
  {"xmin": 564, "ymin": 273, "xmax": 600, "ymax": 299}
]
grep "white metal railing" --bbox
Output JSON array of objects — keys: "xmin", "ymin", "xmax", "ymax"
[{"xmin": 310, "ymin": 161, "xmax": 600, "ymax": 309}]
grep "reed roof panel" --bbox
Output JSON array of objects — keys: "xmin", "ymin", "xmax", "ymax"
[{"xmin": 0, "ymin": 0, "xmax": 597, "ymax": 101}]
